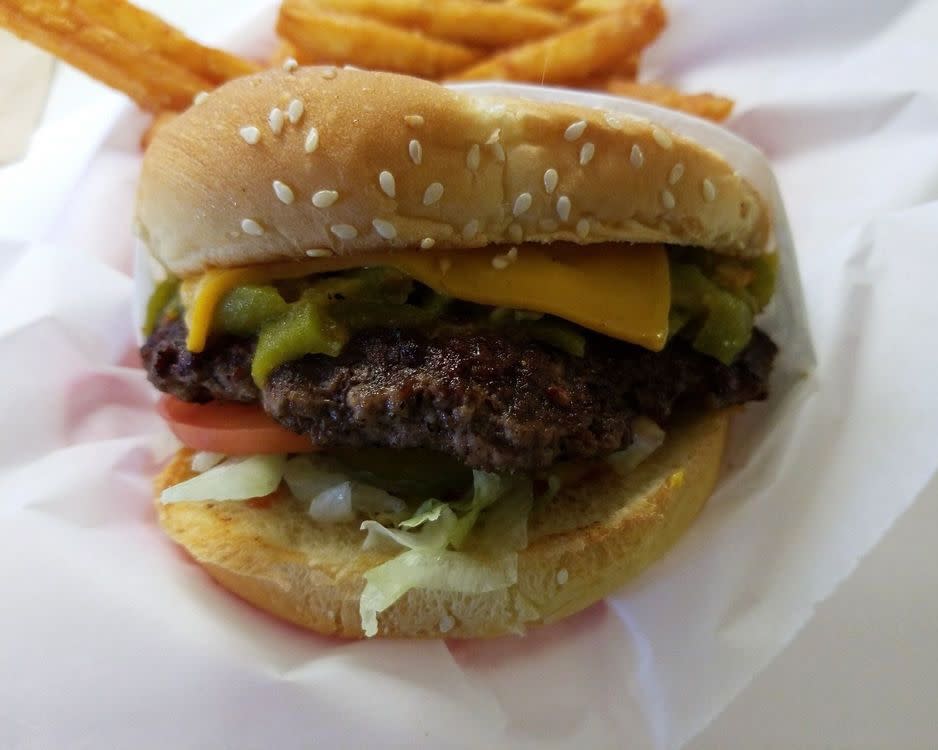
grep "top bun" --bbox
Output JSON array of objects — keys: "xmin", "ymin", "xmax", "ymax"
[{"xmin": 137, "ymin": 67, "xmax": 771, "ymax": 277}]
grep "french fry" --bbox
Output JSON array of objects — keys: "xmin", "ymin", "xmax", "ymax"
[
  {"xmin": 612, "ymin": 52, "xmax": 639, "ymax": 80},
  {"xmin": 605, "ymin": 79, "xmax": 735, "ymax": 121},
  {"xmin": 305, "ymin": 0, "xmax": 565, "ymax": 48},
  {"xmin": 507, "ymin": 0, "xmax": 577, "ymax": 11},
  {"xmin": 451, "ymin": 0, "xmax": 665, "ymax": 84},
  {"xmin": 0, "ymin": 1, "xmax": 206, "ymax": 111},
  {"xmin": 74, "ymin": 0, "xmax": 258, "ymax": 85},
  {"xmin": 141, "ymin": 111, "xmax": 178, "ymax": 150},
  {"xmin": 277, "ymin": 2, "xmax": 482, "ymax": 78},
  {"xmin": 566, "ymin": 0, "xmax": 628, "ymax": 19},
  {"xmin": 0, "ymin": 0, "xmax": 257, "ymax": 112}
]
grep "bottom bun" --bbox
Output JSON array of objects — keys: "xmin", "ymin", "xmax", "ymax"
[{"xmin": 155, "ymin": 410, "xmax": 729, "ymax": 639}]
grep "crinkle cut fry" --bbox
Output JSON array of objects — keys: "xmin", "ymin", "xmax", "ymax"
[
  {"xmin": 450, "ymin": 0, "xmax": 665, "ymax": 84},
  {"xmin": 278, "ymin": 0, "xmax": 482, "ymax": 78},
  {"xmin": 605, "ymin": 79, "xmax": 735, "ymax": 122},
  {"xmin": 0, "ymin": 0, "xmax": 257, "ymax": 112}
]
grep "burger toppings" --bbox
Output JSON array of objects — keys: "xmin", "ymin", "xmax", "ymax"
[{"xmin": 172, "ymin": 242, "xmax": 673, "ymax": 355}]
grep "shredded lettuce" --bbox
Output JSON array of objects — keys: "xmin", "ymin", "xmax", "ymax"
[
  {"xmin": 360, "ymin": 549, "xmax": 518, "ymax": 637},
  {"xmin": 361, "ymin": 504, "xmax": 458, "ymax": 552},
  {"xmin": 160, "ymin": 454, "xmax": 285, "ymax": 503},
  {"xmin": 470, "ymin": 481, "xmax": 533, "ymax": 555},
  {"xmin": 447, "ymin": 471, "xmax": 508, "ymax": 549},
  {"xmin": 358, "ymin": 471, "xmax": 533, "ymax": 636},
  {"xmin": 398, "ymin": 498, "xmax": 447, "ymax": 529}
]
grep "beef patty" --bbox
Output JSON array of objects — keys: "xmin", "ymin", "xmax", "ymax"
[{"xmin": 143, "ymin": 318, "xmax": 776, "ymax": 472}]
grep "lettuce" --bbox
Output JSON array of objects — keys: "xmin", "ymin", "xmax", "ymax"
[
  {"xmin": 360, "ymin": 549, "xmax": 518, "ymax": 637},
  {"xmin": 160, "ymin": 454, "xmax": 285, "ymax": 503},
  {"xmin": 358, "ymin": 472, "xmax": 533, "ymax": 636}
]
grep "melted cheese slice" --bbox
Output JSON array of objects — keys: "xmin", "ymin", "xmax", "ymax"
[{"xmin": 182, "ymin": 243, "xmax": 670, "ymax": 353}]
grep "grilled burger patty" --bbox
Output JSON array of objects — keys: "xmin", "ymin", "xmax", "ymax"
[{"xmin": 143, "ymin": 318, "xmax": 777, "ymax": 472}]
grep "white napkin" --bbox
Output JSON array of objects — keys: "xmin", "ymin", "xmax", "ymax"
[{"xmin": 0, "ymin": 30, "xmax": 54, "ymax": 164}]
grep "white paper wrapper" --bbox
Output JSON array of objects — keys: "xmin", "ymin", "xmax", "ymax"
[{"xmin": 2, "ymin": 1, "xmax": 938, "ymax": 748}]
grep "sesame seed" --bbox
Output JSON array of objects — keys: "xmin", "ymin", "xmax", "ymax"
[
  {"xmin": 556, "ymin": 195, "xmax": 571, "ymax": 222},
  {"xmin": 287, "ymin": 99, "xmax": 304, "ymax": 124},
  {"xmin": 409, "ymin": 139, "xmax": 422, "ymax": 165},
  {"xmin": 268, "ymin": 108, "xmax": 284, "ymax": 134},
  {"xmin": 538, "ymin": 218, "xmax": 558, "ymax": 232},
  {"xmin": 321, "ymin": 66, "xmax": 337, "ymax": 79},
  {"xmin": 193, "ymin": 91, "xmax": 209, "ymax": 105},
  {"xmin": 273, "ymin": 180, "xmax": 294, "ymax": 204},
  {"xmin": 576, "ymin": 218, "xmax": 590, "ymax": 238},
  {"xmin": 492, "ymin": 142, "xmax": 506, "ymax": 162},
  {"xmin": 423, "ymin": 182, "xmax": 444, "ymax": 206},
  {"xmin": 312, "ymin": 189, "xmax": 339, "ymax": 208},
  {"xmin": 439, "ymin": 258, "xmax": 452, "ymax": 274},
  {"xmin": 652, "ymin": 127, "xmax": 673, "ymax": 150},
  {"xmin": 241, "ymin": 218, "xmax": 263, "ymax": 236},
  {"xmin": 702, "ymin": 178, "xmax": 717, "ymax": 202},
  {"xmin": 462, "ymin": 219, "xmax": 479, "ymax": 240},
  {"xmin": 579, "ymin": 142, "xmax": 595, "ymax": 165},
  {"xmin": 564, "ymin": 120, "xmax": 587, "ymax": 141},
  {"xmin": 420, "ymin": 237, "xmax": 435, "ymax": 250},
  {"xmin": 669, "ymin": 163, "xmax": 685, "ymax": 185},
  {"xmin": 544, "ymin": 168, "xmax": 559, "ymax": 194},
  {"xmin": 305, "ymin": 248, "xmax": 332, "ymax": 257},
  {"xmin": 282, "ymin": 57, "xmax": 298, "ymax": 72},
  {"xmin": 556, "ymin": 568, "xmax": 569, "ymax": 585},
  {"xmin": 404, "ymin": 114, "xmax": 424, "ymax": 127},
  {"xmin": 372, "ymin": 218, "xmax": 397, "ymax": 240},
  {"xmin": 512, "ymin": 192, "xmax": 533, "ymax": 217},
  {"xmin": 508, "ymin": 223, "xmax": 523, "ymax": 243},
  {"xmin": 439, "ymin": 614, "xmax": 455, "ymax": 634},
  {"xmin": 330, "ymin": 224, "xmax": 358, "ymax": 240},
  {"xmin": 602, "ymin": 113, "xmax": 622, "ymax": 128},
  {"xmin": 239, "ymin": 126, "xmax": 260, "ymax": 144},
  {"xmin": 379, "ymin": 170, "xmax": 396, "ymax": 198},
  {"xmin": 661, "ymin": 189, "xmax": 676, "ymax": 210},
  {"xmin": 304, "ymin": 127, "xmax": 319, "ymax": 153},
  {"xmin": 630, "ymin": 144, "xmax": 644, "ymax": 168},
  {"xmin": 491, "ymin": 247, "xmax": 517, "ymax": 270},
  {"xmin": 486, "ymin": 128, "xmax": 501, "ymax": 144},
  {"xmin": 466, "ymin": 144, "xmax": 480, "ymax": 171}
]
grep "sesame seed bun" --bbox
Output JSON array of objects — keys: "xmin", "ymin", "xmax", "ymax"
[
  {"xmin": 155, "ymin": 410, "xmax": 728, "ymax": 639},
  {"xmin": 136, "ymin": 67, "xmax": 770, "ymax": 277}
]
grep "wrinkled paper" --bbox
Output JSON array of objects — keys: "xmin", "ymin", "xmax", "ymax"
[{"xmin": 2, "ymin": 1, "xmax": 938, "ymax": 748}]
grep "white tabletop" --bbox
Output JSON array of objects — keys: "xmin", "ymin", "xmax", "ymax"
[{"xmin": 21, "ymin": 1, "xmax": 938, "ymax": 747}]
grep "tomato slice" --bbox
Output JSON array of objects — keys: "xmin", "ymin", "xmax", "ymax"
[{"xmin": 157, "ymin": 395, "xmax": 315, "ymax": 455}]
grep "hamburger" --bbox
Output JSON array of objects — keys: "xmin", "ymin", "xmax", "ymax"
[{"xmin": 138, "ymin": 67, "xmax": 778, "ymax": 638}]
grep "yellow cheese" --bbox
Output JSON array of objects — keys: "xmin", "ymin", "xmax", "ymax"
[{"xmin": 182, "ymin": 243, "xmax": 670, "ymax": 353}]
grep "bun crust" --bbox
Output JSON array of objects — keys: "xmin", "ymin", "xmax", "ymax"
[
  {"xmin": 155, "ymin": 410, "xmax": 728, "ymax": 639},
  {"xmin": 137, "ymin": 68, "xmax": 770, "ymax": 277}
]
